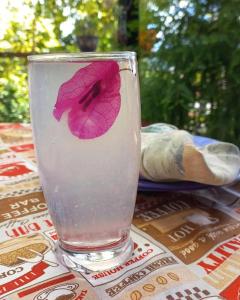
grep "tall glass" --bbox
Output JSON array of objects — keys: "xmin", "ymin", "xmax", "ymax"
[{"xmin": 28, "ymin": 52, "xmax": 141, "ymax": 272}]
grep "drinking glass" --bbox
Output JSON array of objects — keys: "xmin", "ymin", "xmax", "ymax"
[{"xmin": 28, "ymin": 52, "xmax": 141, "ymax": 272}]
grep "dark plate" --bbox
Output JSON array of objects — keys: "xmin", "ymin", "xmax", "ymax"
[{"xmin": 138, "ymin": 178, "xmax": 211, "ymax": 192}]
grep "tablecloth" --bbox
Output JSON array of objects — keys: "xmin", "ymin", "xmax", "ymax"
[{"xmin": 0, "ymin": 123, "xmax": 239, "ymax": 300}]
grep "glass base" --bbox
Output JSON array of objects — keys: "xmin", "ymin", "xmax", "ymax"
[{"xmin": 55, "ymin": 238, "xmax": 133, "ymax": 273}]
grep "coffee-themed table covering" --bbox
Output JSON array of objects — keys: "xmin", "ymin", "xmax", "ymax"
[{"xmin": 0, "ymin": 123, "xmax": 239, "ymax": 300}]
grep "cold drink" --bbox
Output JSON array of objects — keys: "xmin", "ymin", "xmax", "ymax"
[{"xmin": 28, "ymin": 52, "xmax": 141, "ymax": 272}]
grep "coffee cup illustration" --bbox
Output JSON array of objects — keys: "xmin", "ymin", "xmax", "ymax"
[
  {"xmin": 0, "ymin": 234, "xmax": 52, "ymax": 267},
  {"xmin": 34, "ymin": 283, "xmax": 78, "ymax": 300}
]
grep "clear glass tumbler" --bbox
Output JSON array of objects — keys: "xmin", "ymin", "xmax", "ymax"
[{"xmin": 28, "ymin": 52, "xmax": 141, "ymax": 272}]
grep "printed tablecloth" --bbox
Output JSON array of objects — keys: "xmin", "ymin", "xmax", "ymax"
[{"xmin": 0, "ymin": 123, "xmax": 239, "ymax": 300}]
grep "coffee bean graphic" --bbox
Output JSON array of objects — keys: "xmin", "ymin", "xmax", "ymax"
[
  {"xmin": 137, "ymin": 248, "xmax": 142, "ymax": 252},
  {"xmin": 144, "ymin": 243, "xmax": 150, "ymax": 247},
  {"xmin": 167, "ymin": 272, "xmax": 179, "ymax": 281},
  {"xmin": 130, "ymin": 290, "xmax": 142, "ymax": 300},
  {"xmin": 143, "ymin": 284, "xmax": 155, "ymax": 292},
  {"xmin": 156, "ymin": 276, "xmax": 167, "ymax": 285}
]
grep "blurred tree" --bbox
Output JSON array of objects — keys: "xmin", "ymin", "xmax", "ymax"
[
  {"xmin": 0, "ymin": 0, "xmax": 64, "ymax": 122},
  {"xmin": 140, "ymin": 0, "xmax": 240, "ymax": 144},
  {"xmin": 118, "ymin": 0, "xmax": 139, "ymax": 53},
  {"xmin": 74, "ymin": 0, "xmax": 118, "ymax": 50},
  {"xmin": 0, "ymin": 0, "xmax": 118, "ymax": 123},
  {"xmin": 1, "ymin": 0, "xmax": 240, "ymax": 145}
]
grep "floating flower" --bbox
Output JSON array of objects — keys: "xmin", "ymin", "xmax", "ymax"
[{"xmin": 53, "ymin": 61, "xmax": 121, "ymax": 139}]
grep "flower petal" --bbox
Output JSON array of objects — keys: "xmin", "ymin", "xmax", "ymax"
[{"xmin": 53, "ymin": 61, "xmax": 121, "ymax": 139}]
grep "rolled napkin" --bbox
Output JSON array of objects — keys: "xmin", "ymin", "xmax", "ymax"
[{"xmin": 141, "ymin": 123, "xmax": 240, "ymax": 185}]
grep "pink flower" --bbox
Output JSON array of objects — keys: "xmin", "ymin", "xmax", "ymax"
[{"xmin": 53, "ymin": 61, "xmax": 121, "ymax": 139}]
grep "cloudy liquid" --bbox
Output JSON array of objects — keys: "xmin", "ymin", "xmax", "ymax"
[{"xmin": 29, "ymin": 59, "xmax": 141, "ymax": 251}]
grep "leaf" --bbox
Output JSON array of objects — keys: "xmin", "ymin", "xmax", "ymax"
[{"xmin": 53, "ymin": 60, "xmax": 121, "ymax": 139}]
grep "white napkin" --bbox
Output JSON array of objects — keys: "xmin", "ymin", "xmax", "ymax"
[{"xmin": 140, "ymin": 124, "xmax": 240, "ymax": 185}]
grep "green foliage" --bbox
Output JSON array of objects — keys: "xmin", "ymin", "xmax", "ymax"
[
  {"xmin": 1, "ymin": 0, "xmax": 240, "ymax": 145},
  {"xmin": 140, "ymin": 0, "xmax": 240, "ymax": 144},
  {"xmin": 74, "ymin": 0, "xmax": 118, "ymax": 50},
  {"xmin": 0, "ymin": 0, "xmax": 118, "ymax": 123},
  {"xmin": 0, "ymin": 58, "xmax": 29, "ymax": 122}
]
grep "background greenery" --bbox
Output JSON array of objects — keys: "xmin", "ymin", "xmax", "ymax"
[
  {"xmin": 0, "ymin": 0, "xmax": 240, "ymax": 144},
  {"xmin": 0, "ymin": 0, "xmax": 118, "ymax": 122},
  {"xmin": 140, "ymin": 0, "xmax": 240, "ymax": 145}
]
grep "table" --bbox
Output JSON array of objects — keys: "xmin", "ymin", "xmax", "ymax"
[{"xmin": 0, "ymin": 123, "xmax": 239, "ymax": 300}]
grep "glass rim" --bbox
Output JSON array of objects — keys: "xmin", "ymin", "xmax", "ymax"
[{"xmin": 28, "ymin": 51, "xmax": 136, "ymax": 62}]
